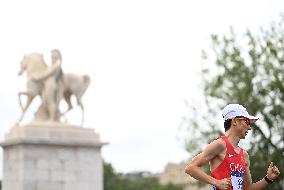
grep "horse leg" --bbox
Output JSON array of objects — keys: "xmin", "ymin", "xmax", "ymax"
[
  {"xmin": 18, "ymin": 92, "xmax": 29, "ymax": 111},
  {"xmin": 76, "ymin": 95, "xmax": 85, "ymax": 126},
  {"xmin": 18, "ymin": 93, "xmax": 34, "ymax": 122},
  {"xmin": 63, "ymin": 91, "xmax": 73, "ymax": 114}
]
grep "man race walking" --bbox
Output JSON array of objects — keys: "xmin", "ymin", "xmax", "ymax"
[{"xmin": 185, "ymin": 104, "xmax": 280, "ymax": 190}]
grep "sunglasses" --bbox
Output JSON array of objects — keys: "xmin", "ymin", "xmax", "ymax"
[{"xmin": 235, "ymin": 117, "xmax": 250, "ymax": 125}]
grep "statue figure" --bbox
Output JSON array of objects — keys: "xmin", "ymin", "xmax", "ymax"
[
  {"xmin": 18, "ymin": 50, "xmax": 91, "ymax": 125},
  {"xmin": 32, "ymin": 49, "xmax": 64, "ymax": 121}
]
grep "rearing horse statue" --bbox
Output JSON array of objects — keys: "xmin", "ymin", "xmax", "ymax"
[{"xmin": 18, "ymin": 51, "xmax": 91, "ymax": 125}]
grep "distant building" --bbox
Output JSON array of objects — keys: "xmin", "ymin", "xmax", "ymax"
[
  {"xmin": 159, "ymin": 162, "xmax": 210, "ymax": 190},
  {"xmin": 125, "ymin": 171, "xmax": 157, "ymax": 181}
]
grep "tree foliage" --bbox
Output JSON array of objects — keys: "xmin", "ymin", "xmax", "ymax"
[
  {"xmin": 185, "ymin": 16, "xmax": 284, "ymax": 189},
  {"xmin": 104, "ymin": 162, "xmax": 183, "ymax": 190}
]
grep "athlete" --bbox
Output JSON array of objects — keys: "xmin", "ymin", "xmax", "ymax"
[{"xmin": 185, "ymin": 104, "xmax": 280, "ymax": 190}]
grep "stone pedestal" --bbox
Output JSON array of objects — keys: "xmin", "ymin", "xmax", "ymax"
[{"xmin": 0, "ymin": 122, "xmax": 106, "ymax": 190}]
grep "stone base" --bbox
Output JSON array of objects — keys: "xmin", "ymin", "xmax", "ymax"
[{"xmin": 1, "ymin": 122, "xmax": 106, "ymax": 190}]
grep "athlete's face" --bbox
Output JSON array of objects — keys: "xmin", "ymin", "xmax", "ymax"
[{"xmin": 234, "ymin": 117, "xmax": 251, "ymax": 139}]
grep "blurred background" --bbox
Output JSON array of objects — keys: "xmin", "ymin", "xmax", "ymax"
[{"xmin": 0, "ymin": 0, "xmax": 283, "ymax": 189}]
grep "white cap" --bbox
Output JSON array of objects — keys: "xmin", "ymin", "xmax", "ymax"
[{"xmin": 222, "ymin": 104, "xmax": 258, "ymax": 122}]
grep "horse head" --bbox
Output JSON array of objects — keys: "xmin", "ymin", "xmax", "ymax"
[{"xmin": 18, "ymin": 53, "xmax": 48, "ymax": 78}]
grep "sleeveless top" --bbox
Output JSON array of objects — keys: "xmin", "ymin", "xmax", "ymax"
[{"xmin": 211, "ymin": 136, "xmax": 246, "ymax": 190}]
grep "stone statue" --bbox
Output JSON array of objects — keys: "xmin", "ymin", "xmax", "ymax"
[
  {"xmin": 32, "ymin": 49, "xmax": 64, "ymax": 121},
  {"xmin": 18, "ymin": 50, "xmax": 91, "ymax": 125}
]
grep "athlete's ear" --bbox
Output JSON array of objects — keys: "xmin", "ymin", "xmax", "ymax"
[{"xmin": 231, "ymin": 118, "xmax": 237, "ymax": 126}]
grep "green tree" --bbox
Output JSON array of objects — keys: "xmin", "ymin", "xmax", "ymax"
[
  {"xmin": 103, "ymin": 162, "xmax": 183, "ymax": 190},
  {"xmin": 184, "ymin": 16, "xmax": 284, "ymax": 189}
]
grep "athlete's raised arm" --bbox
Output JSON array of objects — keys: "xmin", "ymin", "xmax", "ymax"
[{"xmin": 243, "ymin": 151, "xmax": 280, "ymax": 190}]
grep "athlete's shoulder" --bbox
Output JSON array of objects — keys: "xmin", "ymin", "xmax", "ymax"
[
  {"xmin": 206, "ymin": 137, "xmax": 226, "ymax": 152},
  {"xmin": 211, "ymin": 136, "xmax": 226, "ymax": 146},
  {"xmin": 198, "ymin": 137, "xmax": 226, "ymax": 161}
]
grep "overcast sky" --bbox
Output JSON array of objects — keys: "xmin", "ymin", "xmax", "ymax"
[{"xmin": 0, "ymin": 0, "xmax": 283, "ymax": 176}]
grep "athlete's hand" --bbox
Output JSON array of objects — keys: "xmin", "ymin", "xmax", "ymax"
[
  {"xmin": 267, "ymin": 162, "xmax": 280, "ymax": 181},
  {"xmin": 214, "ymin": 177, "xmax": 231, "ymax": 190}
]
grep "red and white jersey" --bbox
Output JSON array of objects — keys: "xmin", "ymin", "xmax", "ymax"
[{"xmin": 211, "ymin": 136, "xmax": 246, "ymax": 190}]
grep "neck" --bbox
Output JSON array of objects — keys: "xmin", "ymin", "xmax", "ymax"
[{"xmin": 224, "ymin": 131, "xmax": 240, "ymax": 148}]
